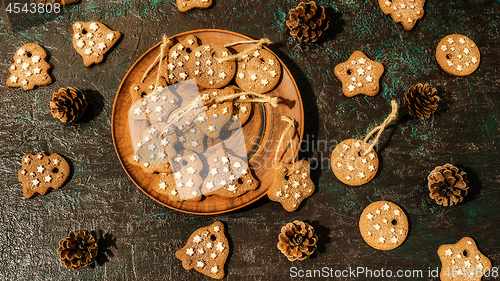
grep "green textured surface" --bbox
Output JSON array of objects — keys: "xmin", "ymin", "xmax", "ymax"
[{"xmin": 0, "ymin": 0, "xmax": 499, "ymax": 280}]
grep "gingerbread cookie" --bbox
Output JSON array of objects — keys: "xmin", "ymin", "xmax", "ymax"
[
  {"xmin": 267, "ymin": 160, "xmax": 315, "ymax": 212},
  {"xmin": 225, "ymin": 86, "xmax": 253, "ymax": 130},
  {"xmin": 167, "ymin": 106, "xmax": 207, "ymax": 153},
  {"xmin": 202, "ymin": 149, "xmax": 258, "ymax": 198},
  {"xmin": 436, "ymin": 34, "xmax": 480, "ymax": 76},
  {"xmin": 129, "ymin": 123, "xmax": 177, "ymax": 174},
  {"xmin": 160, "ymin": 149, "xmax": 204, "ymax": 201},
  {"xmin": 7, "ymin": 43, "xmax": 52, "ymax": 90},
  {"xmin": 129, "ymin": 78, "xmax": 168, "ymax": 103},
  {"xmin": 72, "ymin": 21, "xmax": 121, "ymax": 67},
  {"xmin": 438, "ymin": 237, "xmax": 492, "ymax": 281},
  {"xmin": 359, "ymin": 201, "xmax": 408, "ymax": 251},
  {"xmin": 162, "ymin": 36, "xmax": 199, "ymax": 84},
  {"xmin": 128, "ymin": 86, "xmax": 180, "ymax": 123},
  {"xmin": 187, "ymin": 44, "xmax": 236, "ymax": 89},
  {"xmin": 235, "ymin": 49, "xmax": 282, "ymax": 94},
  {"xmin": 334, "ymin": 51, "xmax": 384, "ymax": 97},
  {"xmin": 176, "ymin": 0, "xmax": 212, "ymax": 13},
  {"xmin": 18, "ymin": 152, "xmax": 70, "ymax": 199},
  {"xmin": 331, "ymin": 139, "xmax": 379, "ymax": 186},
  {"xmin": 195, "ymin": 98, "xmax": 233, "ymax": 141},
  {"xmin": 378, "ymin": 0, "xmax": 425, "ymax": 31},
  {"xmin": 176, "ymin": 221, "xmax": 228, "ymax": 279}
]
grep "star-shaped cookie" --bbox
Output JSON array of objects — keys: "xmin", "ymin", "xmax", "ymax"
[{"xmin": 334, "ymin": 51, "xmax": 384, "ymax": 97}]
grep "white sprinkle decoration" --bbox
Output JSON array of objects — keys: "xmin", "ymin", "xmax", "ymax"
[
  {"xmin": 107, "ymin": 33, "xmax": 115, "ymax": 40},
  {"xmin": 90, "ymin": 22, "xmax": 99, "ymax": 31},
  {"xmin": 31, "ymin": 55, "xmax": 41, "ymax": 63}
]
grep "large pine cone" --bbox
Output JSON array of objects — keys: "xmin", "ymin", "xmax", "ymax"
[
  {"xmin": 50, "ymin": 87, "xmax": 87, "ymax": 122},
  {"xmin": 286, "ymin": 1, "xmax": 329, "ymax": 42},
  {"xmin": 277, "ymin": 220, "xmax": 318, "ymax": 261},
  {"xmin": 428, "ymin": 164, "xmax": 469, "ymax": 206},
  {"xmin": 57, "ymin": 230, "xmax": 98, "ymax": 270},
  {"xmin": 403, "ymin": 83, "xmax": 440, "ymax": 119}
]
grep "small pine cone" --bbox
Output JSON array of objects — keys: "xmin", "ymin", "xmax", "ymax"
[
  {"xmin": 428, "ymin": 164, "xmax": 469, "ymax": 206},
  {"xmin": 403, "ymin": 83, "xmax": 440, "ymax": 119},
  {"xmin": 57, "ymin": 230, "xmax": 98, "ymax": 270},
  {"xmin": 50, "ymin": 87, "xmax": 87, "ymax": 122},
  {"xmin": 277, "ymin": 220, "xmax": 318, "ymax": 261},
  {"xmin": 286, "ymin": 1, "xmax": 329, "ymax": 42}
]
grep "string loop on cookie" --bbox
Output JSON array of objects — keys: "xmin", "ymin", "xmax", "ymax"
[
  {"xmin": 216, "ymin": 38, "xmax": 272, "ymax": 63},
  {"xmin": 361, "ymin": 100, "xmax": 398, "ymax": 156},
  {"xmin": 274, "ymin": 116, "xmax": 296, "ymax": 165},
  {"xmin": 141, "ymin": 35, "xmax": 171, "ymax": 84},
  {"xmin": 214, "ymin": 91, "xmax": 279, "ymax": 107},
  {"xmin": 154, "ymin": 35, "xmax": 169, "ymax": 91}
]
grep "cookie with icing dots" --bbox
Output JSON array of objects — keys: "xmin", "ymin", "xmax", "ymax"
[
  {"xmin": 129, "ymin": 78, "xmax": 169, "ymax": 103},
  {"xmin": 195, "ymin": 97, "xmax": 233, "ymax": 141},
  {"xmin": 167, "ymin": 106, "xmax": 207, "ymax": 153},
  {"xmin": 436, "ymin": 34, "xmax": 480, "ymax": 76},
  {"xmin": 18, "ymin": 152, "xmax": 70, "ymax": 199},
  {"xmin": 176, "ymin": 0, "xmax": 212, "ymax": 13},
  {"xmin": 378, "ymin": 0, "xmax": 425, "ymax": 31},
  {"xmin": 437, "ymin": 237, "xmax": 492, "ymax": 281},
  {"xmin": 159, "ymin": 149, "xmax": 204, "ymax": 201},
  {"xmin": 267, "ymin": 160, "xmax": 315, "ymax": 212},
  {"xmin": 129, "ymin": 123, "xmax": 177, "ymax": 174},
  {"xmin": 187, "ymin": 44, "xmax": 236, "ymax": 89},
  {"xmin": 163, "ymin": 35, "xmax": 199, "ymax": 84},
  {"xmin": 225, "ymin": 86, "xmax": 253, "ymax": 130},
  {"xmin": 128, "ymin": 86, "xmax": 180, "ymax": 123},
  {"xmin": 201, "ymin": 149, "xmax": 258, "ymax": 198},
  {"xmin": 7, "ymin": 43, "xmax": 52, "ymax": 90},
  {"xmin": 176, "ymin": 221, "xmax": 229, "ymax": 279},
  {"xmin": 72, "ymin": 21, "xmax": 121, "ymax": 67},
  {"xmin": 235, "ymin": 48, "xmax": 282, "ymax": 94},
  {"xmin": 334, "ymin": 51, "xmax": 384, "ymax": 97},
  {"xmin": 359, "ymin": 201, "xmax": 408, "ymax": 250},
  {"xmin": 330, "ymin": 139, "xmax": 379, "ymax": 186}
]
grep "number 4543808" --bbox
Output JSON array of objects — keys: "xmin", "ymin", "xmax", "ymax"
[
  {"xmin": 443, "ymin": 266, "xmax": 498, "ymax": 278},
  {"xmin": 6, "ymin": 2, "xmax": 61, "ymax": 14}
]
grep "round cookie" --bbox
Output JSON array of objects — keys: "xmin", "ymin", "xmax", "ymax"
[
  {"xmin": 235, "ymin": 49, "xmax": 281, "ymax": 94},
  {"xmin": 163, "ymin": 35, "xmax": 199, "ymax": 84},
  {"xmin": 330, "ymin": 139, "xmax": 379, "ymax": 186},
  {"xmin": 359, "ymin": 201, "xmax": 408, "ymax": 251},
  {"xmin": 187, "ymin": 44, "xmax": 236, "ymax": 89},
  {"xmin": 436, "ymin": 34, "xmax": 480, "ymax": 76}
]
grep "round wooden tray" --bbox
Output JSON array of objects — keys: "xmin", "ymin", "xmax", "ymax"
[{"xmin": 112, "ymin": 29, "xmax": 304, "ymax": 215}]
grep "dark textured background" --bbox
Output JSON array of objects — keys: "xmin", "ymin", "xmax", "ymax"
[{"xmin": 1, "ymin": 0, "xmax": 499, "ymax": 280}]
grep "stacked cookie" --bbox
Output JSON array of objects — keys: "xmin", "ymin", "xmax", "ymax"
[{"xmin": 127, "ymin": 35, "xmax": 282, "ymax": 202}]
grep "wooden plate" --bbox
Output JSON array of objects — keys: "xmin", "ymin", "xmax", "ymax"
[{"xmin": 112, "ymin": 29, "xmax": 304, "ymax": 214}]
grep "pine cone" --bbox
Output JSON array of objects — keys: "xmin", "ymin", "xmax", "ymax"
[
  {"xmin": 50, "ymin": 87, "xmax": 87, "ymax": 122},
  {"xmin": 286, "ymin": 1, "xmax": 329, "ymax": 42},
  {"xmin": 428, "ymin": 164, "xmax": 469, "ymax": 206},
  {"xmin": 403, "ymin": 83, "xmax": 440, "ymax": 119},
  {"xmin": 277, "ymin": 220, "xmax": 318, "ymax": 261},
  {"xmin": 57, "ymin": 230, "xmax": 98, "ymax": 270}
]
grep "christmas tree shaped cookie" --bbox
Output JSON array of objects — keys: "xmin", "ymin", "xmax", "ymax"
[
  {"xmin": 176, "ymin": 221, "xmax": 228, "ymax": 279},
  {"xmin": 72, "ymin": 21, "xmax": 121, "ymax": 67},
  {"xmin": 7, "ymin": 43, "xmax": 52, "ymax": 90}
]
